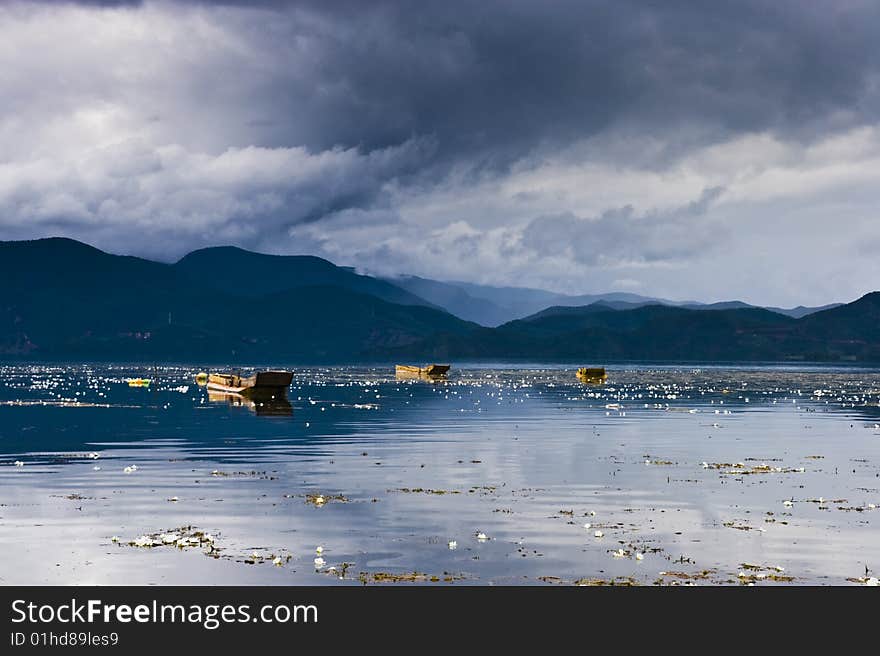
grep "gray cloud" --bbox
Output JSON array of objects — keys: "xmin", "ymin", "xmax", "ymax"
[
  {"xmin": 23, "ymin": 1, "xmax": 880, "ymax": 160},
  {"xmin": 2, "ymin": 1, "xmax": 880, "ymax": 305},
  {"xmin": 522, "ymin": 186, "xmax": 725, "ymax": 266}
]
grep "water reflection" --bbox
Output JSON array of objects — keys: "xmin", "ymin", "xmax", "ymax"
[
  {"xmin": 0, "ymin": 363, "xmax": 878, "ymax": 585},
  {"xmin": 207, "ymin": 390, "xmax": 293, "ymax": 417}
]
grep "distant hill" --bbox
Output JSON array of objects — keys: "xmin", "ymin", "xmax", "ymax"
[
  {"xmin": 681, "ymin": 300, "xmax": 844, "ymax": 318},
  {"xmin": 177, "ymin": 246, "xmax": 433, "ymax": 308},
  {"xmin": 389, "ymin": 297, "xmax": 880, "ymax": 362},
  {"xmin": 382, "ymin": 275, "xmax": 513, "ymax": 326},
  {"xmin": 388, "ymin": 277, "xmax": 840, "ymax": 325},
  {"xmin": 0, "ymin": 238, "xmax": 474, "ymax": 361},
  {"xmin": 0, "ymin": 237, "xmax": 874, "ymax": 363},
  {"xmin": 387, "ymin": 277, "xmax": 674, "ymax": 326},
  {"xmin": 765, "ymin": 303, "xmax": 844, "ymax": 319}
]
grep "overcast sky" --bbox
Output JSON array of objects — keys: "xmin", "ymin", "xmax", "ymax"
[{"xmin": 2, "ymin": 0, "xmax": 879, "ymax": 306}]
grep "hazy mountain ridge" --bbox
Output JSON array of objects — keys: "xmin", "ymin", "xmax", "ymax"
[
  {"xmin": 390, "ymin": 299, "xmax": 880, "ymax": 362},
  {"xmin": 0, "ymin": 238, "xmax": 474, "ymax": 361},
  {"xmin": 1, "ymin": 237, "xmax": 875, "ymax": 363},
  {"xmin": 385, "ymin": 275, "xmax": 842, "ymax": 325}
]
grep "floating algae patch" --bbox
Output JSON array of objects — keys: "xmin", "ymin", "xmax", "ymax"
[
  {"xmin": 735, "ymin": 564, "xmax": 794, "ymax": 583},
  {"xmin": 118, "ymin": 527, "xmax": 299, "ymax": 568},
  {"xmin": 239, "ymin": 551, "xmax": 294, "ymax": 566},
  {"xmin": 655, "ymin": 570, "xmax": 715, "ymax": 583},
  {"xmin": 704, "ymin": 461, "xmax": 805, "ymax": 475},
  {"xmin": 736, "ymin": 572, "xmax": 795, "ymax": 584},
  {"xmin": 722, "ymin": 520, "xmax": 764, "ymax": 532},
  {"xmin": 574, "ymin": 576, "xmax": 639, "ymax": 586},
  {"xmin": 847, "ymin": 576, "xmax": 880, "ymax": 586},
  {"xmin": 393, "ymin": 488, "xmax": 461, "ymax": 495},
  {"xmin": 317, "ymin": 562, "xmax": 355, "ymax": 579},
  {"xmin": 120, "ymin": 526, "xmax": 218, "ymax": 552},
  {"xmin": 357, "ymin": 571, "xmax": 467, "ymax": 584},
  {"xmin": 301, "ymin": 493, "xmax": 349, "ymax": 507},
  {"xmin": 467, "ymin": 485, "xmax": 499, "ymax": 495},
  {"xmin": 210, "ymin": 470, "xmax": 278, "ymax": 480}
]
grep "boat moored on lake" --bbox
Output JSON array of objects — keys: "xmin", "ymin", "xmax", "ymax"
[
  {"xmin": 395, "ymin": 364, "xmax": 451, "ymax": 380},
  {"xmin": 576, "ymin": 367, "xmax": 607, "ymax": 383},
  {"xmin": 206, "ymin": 370, "xmax": 293, "ymax": 397}
]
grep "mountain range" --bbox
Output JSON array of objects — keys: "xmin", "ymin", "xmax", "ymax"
[
  {"xmin": 0, "ymin": 237, "xmax": 875, "ymax": 363},
  {"xmin": 381, "ymin": 275, "xmax": 842, "ymax": 325}
]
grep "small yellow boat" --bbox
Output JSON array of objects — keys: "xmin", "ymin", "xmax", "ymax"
[
  {"xmin": 576, "ymin": 367, "xmax": 607, "ymax": 383},
  {"xmin": 126, "ymin": 378, "xmax": 151, "ymax": 387},
  {"xmin": 395, "ymin": 364, "xmax": 450, "ymax": 379}
]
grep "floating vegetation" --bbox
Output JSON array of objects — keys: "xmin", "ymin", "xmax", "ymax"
[
  {"xmin": 656, "ymin": 570, "xmax": 714, "ymax": 581},
  {"xmin": 52, "ymin": 493, "xmax": 92, "ymax": 501},
  {"xmin": 703, "ymin": 461, "xmax": 805, "ymax": 475},
  {"xmin": 735, "ymin": 564, "xmax": 794, "ymax": 583},
  {"xmin": 122, "ymin": 526, "xmax": 216, "ymax": 551},
  {"xmin": 847, "ymin": 576, "xmax": 880, "ymax": 586},
  {"xmin": 210, "ymin": 470, "xmax": 277, "ymax": 480},
  {"xmin": 358, "ymin": 571, "xmax": 466, "ymax": 584},
  {"xmin": 723, "ymin": 521, "xmax": 765, "ymax": 532},
  {"xmin": 393, "ymin": 487, "xmax": 461, "ymax": 495},
  {"xmin": 301, "ymin": 493, "xmax": 349, "ymax": 506},
  {"xmin": 574, "ymin": 577, "xmax": 638, "ymax": 586},
  {"xmin": 736, "ymin": 571, "xmax": 795, "ymax": 584},
  {"xmin": 117, "ymin": 526, "xmax": 302, "ymax": 569}
]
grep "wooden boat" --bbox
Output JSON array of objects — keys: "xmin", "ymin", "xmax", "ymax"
[
  {"xmin": 395, "ymin": 364, "xmax": 450, "ymax": 379},
  {"xmin": 576, "ymin": 367, "xmax": 607, "ymax": 382},
  {"xmin": 206, "ymin": 370, "xmax": 293, "ymax": 397}
]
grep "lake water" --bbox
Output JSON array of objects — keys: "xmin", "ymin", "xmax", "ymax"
[{"xmin": 1, "ymin": 364, "xmax": 879, "ymax": 586}]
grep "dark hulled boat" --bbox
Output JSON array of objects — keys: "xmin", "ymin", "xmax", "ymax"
[{"xmin": 206, "ymin": 370, "xmax": 293, "ymax": 397}]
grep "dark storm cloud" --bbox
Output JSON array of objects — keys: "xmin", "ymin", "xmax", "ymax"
[
  {"xmin": 36, "ymin": 0, "xmax": 880, "ymax": 162},
  {"xmin": 53, "ymin": 0, "xmax": 880, "ymax": 165},
  {"xmin": 178, "ymin": 0, "xmax": 880, "ymax": 163},
  {"xmin": 4, "ymin": 0, "xmax": 880, "ymax": 304}
]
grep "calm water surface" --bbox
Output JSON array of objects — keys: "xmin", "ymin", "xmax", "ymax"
[{"xmin": 1, "ymin": 364, "xmax": 879, "ymax": 585}]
